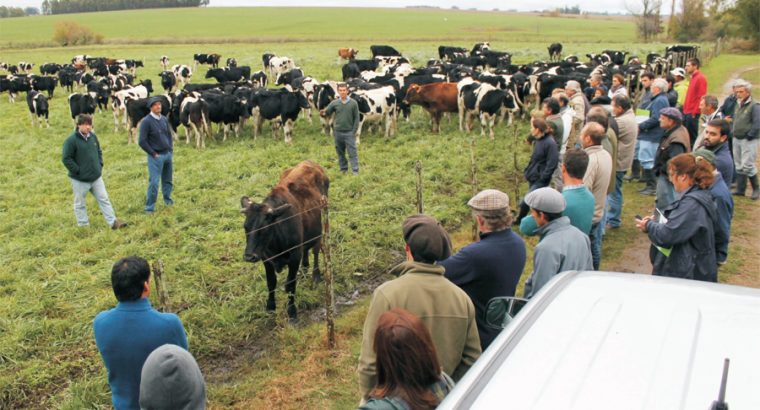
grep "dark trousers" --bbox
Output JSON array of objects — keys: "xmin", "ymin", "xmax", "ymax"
[{"xmin": 684, "ymin": 113, "xmax": 700, "ymax": 146}]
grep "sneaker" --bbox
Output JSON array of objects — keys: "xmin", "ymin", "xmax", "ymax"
[
  {"xmin": 111, "ymin": 219, "xmax": 128, "ymax": 230},
  {"xmin": 352, "ymin": 170, "xmax": 359, "ymax": 176}
]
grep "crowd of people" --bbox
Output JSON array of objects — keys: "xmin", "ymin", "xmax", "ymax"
[{"xmin": 86, "ymin": 58, "xmax": 758, "ymax": 409}]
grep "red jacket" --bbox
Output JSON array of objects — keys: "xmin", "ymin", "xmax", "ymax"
[{"xmin": 684, "ymin": 70, "xmax": 707, "ymax": 115}]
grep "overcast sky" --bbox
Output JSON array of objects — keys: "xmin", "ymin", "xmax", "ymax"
[{"xmin": 0, "ymin": 1, "xmax": 644, "ymax": 15}]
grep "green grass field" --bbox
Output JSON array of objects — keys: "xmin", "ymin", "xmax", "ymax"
[{"xmin": 1, "ymin": 7, "xmax": 759, "ymax": 410}]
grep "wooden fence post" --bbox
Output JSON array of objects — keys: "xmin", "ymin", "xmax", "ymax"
[
  {"xmin": 320, "ymin": 197, "xmax": 336, "ymax": 349},
  {"xmin": 469, "ymin": 136, "xmax": 480, "ymax": 242},
  {"xmin": 152, "ymin": 259, "xmax": 170, "ymax": 312},
  {"xmin": 415, "ymin": 160, "xmax": 424, "ymax": 214}
]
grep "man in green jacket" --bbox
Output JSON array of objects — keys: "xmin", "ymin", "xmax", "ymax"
[
  {"xmin": 321, "ymin": 83, "xmax": 360, "ymax": 175},
  {"xmin": 62, "ymin": 114, "xmax": 127, "ymax": 229},
  {"xmin": 357, "ymin": 215, "xmax": 481, "ymax": 402}
]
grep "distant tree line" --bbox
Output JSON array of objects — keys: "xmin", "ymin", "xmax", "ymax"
[
  {"xmin": 41, "ymin": 0, "xmax": 210, "ymax": 15},
  {"xmin": 0, "ymin": 6, "xmax": 40, "ymax": 18}
]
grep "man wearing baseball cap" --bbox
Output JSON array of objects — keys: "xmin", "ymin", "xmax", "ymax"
[
  {"xmin": 670, "ymin": 67, "xmax": 689, "ymax": 109},
  {"xmin": 654, "ymin": 107, "xmax": 692, "ymax": 210},
  {"xmin": 439, "ymin": 189, "xmax": 526, "ymax": 350},
  {"xmin": 139, "ymin": 96, "xmax": 174, "ymax": 214},
  {"xmin": 358, "ymin": 215, "xmax": 480, "ymax": 402},
  {"xmin": 523, "ymin": 187, "xmax": 592, "ymax": 299}
]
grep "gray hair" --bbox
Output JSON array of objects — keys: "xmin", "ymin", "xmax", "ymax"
[
  {"xmin": 734, "ymin": 79, "xmax": 752, "ymax": 92},
  {"xmin": 590, "ymin": 74, "xmax": 602, "ymax": 83},
  {"xmin": 701, "ymin": 95, "xmax": 719, "ymax": 109},
  {"xmin": 651, "ymin": 78, "xmax": 668, "ymax": 94},
  {"xmin": 473, "ymin": 208, "xmax": 512, "ymax": 231}
]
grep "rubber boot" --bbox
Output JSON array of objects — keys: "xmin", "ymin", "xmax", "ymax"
[
  {"xmin": 750, "ymin": 175, "xmax": 760, "ymax": 200},
  {"xmin": 733, "ymin": 174, "xmax": 747, "ymax": 196},
  {"xmin": 624, "ymin": 159, "xmax": 641, "ymax": 182},
  {"xmin": 514, "ymin": 201, "xmax": 530, "ymax": 225},
  {"xmin": 638, "ymin": 169, "xmax": 656, "ymax": 196}
]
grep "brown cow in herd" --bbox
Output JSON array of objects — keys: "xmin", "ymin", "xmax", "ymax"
[
  {"xmin": 338, "ymin": 47, "xmax": 359, "ymax": 60},
  {"xmin": 241, "ymin": 160, "xmax": 329, "ymax": 320},
  {"xmin": 404, "ymin": 82, "xmax": 459, "ymax": 133}
]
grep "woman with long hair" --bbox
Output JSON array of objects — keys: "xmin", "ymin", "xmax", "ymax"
[
  {"xmin": 636, "ymin": 153, "xmax": 719, "ymax": 282},
  {"xmin": 359, "ymin": 308, "xmax": 454, "ymax": 410}
]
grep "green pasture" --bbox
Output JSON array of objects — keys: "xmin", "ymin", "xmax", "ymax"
[
  {"xmin": 0, "ymin": 7, "xmax": 639, "ymax": 48},
  {"xmin": 0, "ymin": 7, "xmax": 758, "ymax": 408}
]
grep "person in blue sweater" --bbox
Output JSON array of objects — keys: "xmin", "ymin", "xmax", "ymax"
[
  {"xmin": 637, "ymin": 78, "xmax": 671, "ymax": 196},
  {"xmin": 694, "ymin": 149, "xmax": 734, "ymax": 266},
  {"xmin": 515, "ymin": 117, "xmax": 559, "ymax": 224},
  {"xmin": 440, "ymin": 189, "xmax": 526, "ymax": 350},
  {"xmin": 94, "ymin": 256, "xmax": 188, "ymax": 410},
  {"xmin": 139, "ymin": 97, "xmax": 174, "ymax": 213}
]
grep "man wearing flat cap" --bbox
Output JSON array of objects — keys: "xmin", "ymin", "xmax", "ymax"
[
  {"xmin": 357, "ymin": 215, "xmax": 481, "ymax": 402},
  {"xmin": 439, "ymin": 189, "xmax": 526, "ymax": 350},
  {"xmin": 654, "ymin": 107, "xmax": 691, "ymax": 210},
  {"xmin": 693, "ymin": 149, "xmax": 733, "ymax": 266},
  {"xmin": 139, "ymin": 96, "xmax": 174, "ymax": 214},
  {"xmin": 523, "ymin": 187, "xmax": 592, "ymax": 299}
]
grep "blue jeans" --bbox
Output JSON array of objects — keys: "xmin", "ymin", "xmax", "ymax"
[
  {"xmin": 71, "ymin": 177, "xmax": 116, "ymax": 226},
  {"xmin": 146, "ymin": 152, "xmax": 173, "ymax": 212},
  {"xmin": 638, "ymin": 140, "xmax": 659, "ymax": 170},
  {"xmin": 334, "ymin": 130, "xmax": 359, "ymax": 173},
  {"xmin": 589, "ymin": 221, "xmax": 603, "ymax": 270},
  {"xmin": 605, "ymin": 171, "xmax": 626, "ymax": 228},
  {"xmin": 655, "ymin": 174, "xmax": 676, "ymax": 210}
]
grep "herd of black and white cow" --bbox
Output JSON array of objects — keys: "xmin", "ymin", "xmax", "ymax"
[{"xmin": 0, "ymin": 43, "xmax": 698, "ymax": 148}]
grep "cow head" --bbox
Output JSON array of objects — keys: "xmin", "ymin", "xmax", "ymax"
[
  {"xmin": 240, "ymin": 196, "xmax": 292, "ymax": 263},
  {"xmin": 141, "ymin": 79, "xmax": 153, "ymax": 93},
  {"xmin": 403, "ymin": 83, "xmax": 422, "ymax": 105}
]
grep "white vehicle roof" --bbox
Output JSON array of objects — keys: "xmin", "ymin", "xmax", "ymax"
[{"xmin": 440, "ymin": 271, "xmax": 760, "ymax": 410}]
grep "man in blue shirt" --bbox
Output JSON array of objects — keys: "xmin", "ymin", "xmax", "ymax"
[
  {"xmin": 440, "ymin": 189, "xmax": 526, "ymax": 350},
  {"xmin": 94, "ymin": 256, "xmax": 188, "ymax": 410},
  {"xmin": 139, "ymin": 97, "xmax": 174, "ymax": 213}
]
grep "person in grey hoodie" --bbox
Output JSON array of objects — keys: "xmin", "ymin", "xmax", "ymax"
[
  {"xmin": 140, "ymin": 344, "xmax": 206, "ymax": 410},
  {"xmin": 523, "ymin": 187, "xmax": 593, "ymax": 299}
]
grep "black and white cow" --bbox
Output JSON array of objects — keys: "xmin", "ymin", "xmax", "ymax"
[
  {"xmin": 72, "ymin": 55, "xmax": 92, "ymax": 65},
  {"xmin": 201, "ymin": 90, "xmax": 250, "ymax": 141},
  {"xmin": 313, "ymin": 81, "xmax": 339, "ymax": 134},
  {"xmin": 548, "ymin": 43, "xmax": 563, "ymax": 62},
  {"xmin": 160, "ymin": 71, "xmax": 177, "ymax": 93},
  {"xmin": 275, "ymin": 67, "xmax": 304, "ymax": 86},
  {"xmin": 108, "ymin": 73, "xmax": 134, "ymax": 93},
  {"xmin": 5, "ymin": 75, "xmax": 31, "ymax": 103},
  {"xmin": 375, "ymin": 56, "xmax": 410, "ymax": 70},
  {"xmin": 205, "ymin": 66, "xmax": 251, "ymax": 83},
  {"xmin": 123, "ymin": 59, "xmax": 143, "ymax": 75},
  {"xmin": 351, "ymin": 86, "xmax": 397, "ymax": 144},
  {"xmin": 267, "ymin": 56, "xmax": 295, "ymax": 80},
  {"xmin": 226, "ymin": 57, "xmax": 237, "ymax": 68},
  {"xmin": 171, "ymin": 64, "xmax": 193, "ymax": 88},
  {"xmin": 160, "ymin": 56, "xmax": 170, "ymax": 71},
  {"xmin": 193, "ymin": 53, "xmax": 221, "ymax": 69},
  {"xmin": 171, "ymin": 91, "xmax": 211, "ymax": 148},
  {"xmin": 26, "ymin": 90, "xmax": 50, "ymax": 128},
  {"xmin": 68, "ymin": 93, "xmax": 98, "ymax": 121},
  {"xmin": 111, "ymin": 80, "xmax": 153, "ymax": 135},
  {"xmin": 251, "ymin": 70, "xmax": 268, "ymax": 88},
  {"xmin": 438, "ymin": 45, "xmax": 468, "ymax": 61},
  {"xmin": 40, "ymin": 63, "xmax": 62, "ymax": 75},
  {"xmin": 458, "ymin": 81, "xmax": 517, "ymax": 139},
  {"xmin": 470, "ymin": 42, "xmax": 490, "ymax": 56},
  {"xmin": 30, "ymin": 75, "xmax": 58, "ymax": 99},
  {"xmin": 58, "ymin": 66, "xmax": 77, "ymax": 93},
  {"xmin": 75, "ymin": 72, "xmax": 95, "ymax": 90},
  {"xmin": 602, "ymin": 50, "xmax": 628, "ymax": 65},
  {"xmin": 250, "ymin": 88, "xmax": 310, "ymax": 143},
  {"xmin": 18, "ymin": 62, "xmax": 34, "ymax": 73},
  {"xmin": 370, "ymin": 45, "xmax": 401, "ymax": 58},
  {"xmin": 87, "ymin": 79, "xmax": 110, "ymax": 112}
]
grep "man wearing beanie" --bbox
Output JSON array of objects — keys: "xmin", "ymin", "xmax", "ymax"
[
  {"xmin": 140, "ymin": 344, "xmax": 206, "ymax": 410},
  {"xmin": 440, "ymin": 189, "xmax": 526, "ymax": 350},
  {"xmin": 357, "ymin": 215, "xmax": 481, "ymax": 402},
  {"xmin": 523, "ymin": 187, "xmax": 593, "ymax": 298}
]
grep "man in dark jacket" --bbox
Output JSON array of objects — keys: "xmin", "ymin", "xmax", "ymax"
[
  {"xmin": 731, "ymin": 79, "xmax": 760, "ymax": 200},
  {"xmin": 440, "ymin": 189, "xmax": 526, "ymax": 350},
  {"xmin": 62, "ymin": 114, "xmax": 127, "ymax": 229},
  {"xmin": 637, "ymin": 78, "xmax": 671, "ymax": 196},
  {"xmin": 653, "ymin": 107, "xmax": 691, "ymax": 210},
  {"xmin": 694, "ymin": 149, "xmax": 733, "ymax": 266},
  {"xmin": 139, "ymin": 97, "xmax": 174, "ymax": 213},
  {"xmin": 702, "ymin": 119, "xmax": 734, "ymax": 184}
]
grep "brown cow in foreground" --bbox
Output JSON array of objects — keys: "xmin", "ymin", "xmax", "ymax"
[
  {"xmin": 241, "ymin": 160, "xmax": 329, "ymax": 320},
  {"xmin": 338, "ymin": 47, "xmax": 359, "ymax": 60},
  {"xmin": 404, "ymin": 82, "xmax": 458, "ymax": 133}
]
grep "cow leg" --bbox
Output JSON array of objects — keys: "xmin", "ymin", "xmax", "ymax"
[
  {"xmin": 432, "ymin": 112, "xmax": 441, "ymax": 133},
  {"xmin": 44, "ymin": 114, "xmax": 50, "ymax": 129},
  {"xmin": 283, "ymin": 118, "xmax": 294, "ymax": 144},
  {"xmin": 185, "ymin": 125, "xmax": 191, "ymax": 144},
  {"xmin": 264, "ymin": 262, "xmax": 277, "ymax": 312},
  {"xmin": 254, "ymin": 116, "xmax": 263, "ymax": 140},
  {"xmin": 356, "ymin": 120, "xmax": 364, "ymax": 145},
  {"xmin": 285, "ymin": 254, "xmax": 301, "ymax": 320},
  {"xmin": 310, "ymin": 240, "xmax": 322, "ymax": 283}
]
